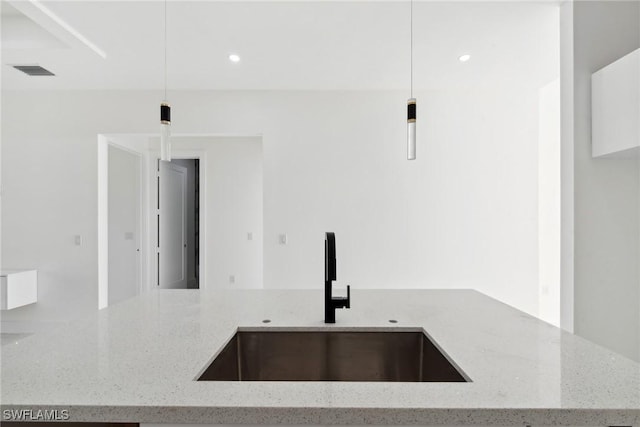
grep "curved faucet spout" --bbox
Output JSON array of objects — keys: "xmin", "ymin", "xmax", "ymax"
[{"xmin": 325, "ymin": 232, "xmax": 351, "ymax": 323}]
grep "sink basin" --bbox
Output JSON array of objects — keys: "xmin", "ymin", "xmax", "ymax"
[{"xmin": 197, "ymin": 329, "xmax": 470, "ymax": 382}]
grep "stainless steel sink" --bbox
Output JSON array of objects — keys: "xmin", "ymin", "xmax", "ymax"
[{"xmin": 197, "ymin": 329, "xmax": 470, "ymax": 382}]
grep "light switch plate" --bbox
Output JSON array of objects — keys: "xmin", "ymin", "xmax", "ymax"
[
  {"xmin": 279, "ymin": 234, "xmax": 287, "ymax": 245},
  {"xmin": 74, "ymin": 235, "xmax": 82, "ymax": 246}
]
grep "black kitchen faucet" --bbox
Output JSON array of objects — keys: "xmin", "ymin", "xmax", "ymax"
[{"xmin": 325, "ymin": 232, "xmax": 350, "ymax": 323}]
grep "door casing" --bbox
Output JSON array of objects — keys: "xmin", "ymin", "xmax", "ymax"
[{"xmin": 151, "ymin": 151, "xmax": 207, "ymax": 290}]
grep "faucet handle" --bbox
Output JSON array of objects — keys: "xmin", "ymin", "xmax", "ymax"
[{"xmin": 346, "ymin": 285, "xmax": 350, "ymax": 309}]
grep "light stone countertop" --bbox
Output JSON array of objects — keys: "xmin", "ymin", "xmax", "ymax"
[{"xmin": 1, "ymin": 289, "xmax": 639, "ymax": 426}]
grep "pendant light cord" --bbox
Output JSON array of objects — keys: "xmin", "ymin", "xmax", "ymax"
[
  {"xmin": 164, "ymin": 0, "xmax": 167, "ymax": 100},
  {"xmin": 410, "ymin": 0, "xmax": 413, "ymax": 98}
]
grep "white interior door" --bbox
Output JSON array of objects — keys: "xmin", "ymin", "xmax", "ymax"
[
  {"xmin": 158, "ymin": 161, "xmax": 188, "ymax": 289},
  {"xmin": 108, "ymin": 145, "xmax": 141, "ymax": 304}
]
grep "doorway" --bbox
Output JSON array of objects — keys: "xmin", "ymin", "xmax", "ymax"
[
  {"xmin": 98, "ymin": 134, "xmax": 150, "ymax": 310},
  {"xmin": 151, "ymin": 136, "xmax": 263, "ymax": 290},
  {"xmin": 99, "ymin": 133, "xmax": 263, "ymax": 301},
  {"xmin": 108, "ymin": 145, "xmax": 143, "ymax": 303},
  {"xmin": 157, "ymin": 158, "xmax": 200, "ymax": 289}
]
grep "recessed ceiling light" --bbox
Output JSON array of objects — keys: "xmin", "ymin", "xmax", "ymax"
[
  {"xmin": 459, "ymin": 54, "xmax": 471, "ymax": 63},
  {"xmin": 229, "ymin": 54, "xmax": 241, "ymax": 63}
]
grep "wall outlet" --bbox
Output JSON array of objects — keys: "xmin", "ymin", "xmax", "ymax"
[
  {"xmin": 247, "ymin": 232, "xmax": 253, "ymax": 241},
  {"xmin": 124, "ymin": 232, "xmax": 134, "ymax": 240},
  {"xmin": 279, "ymin": 234, "xmax": 287, "ymax": 245},
  {"xmin": 74, "ymin": 235, "xmax": 82, "ymax": 246},
  {"xmin": 229, "ymin": 275, "xmax": 235, "ymax": 284}
]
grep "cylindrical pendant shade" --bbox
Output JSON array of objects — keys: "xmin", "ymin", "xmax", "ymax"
[
  {"xmin": 160, "ymin": 122, "xmax": 171, "ymax": 162},
  {"xmin": 160, "ymin": 103, "xmax": 171, "ymax": 162},
  {"xmin": 407, "ymin": 98, "xmax": 416, "ymax": 160},
  {"xmin": 160, "ymin": 103, "xmax": 171, "ymax": 123}
]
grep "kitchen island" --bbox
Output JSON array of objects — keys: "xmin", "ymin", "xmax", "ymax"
[{"xmin": 1, "ymin": 289, "xmax": 639, "ymax": 426}]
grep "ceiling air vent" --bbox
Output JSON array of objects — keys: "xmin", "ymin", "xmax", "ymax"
[{"xmin": 12, "ymin": 65, "xmax": 55, "ymax": 76}]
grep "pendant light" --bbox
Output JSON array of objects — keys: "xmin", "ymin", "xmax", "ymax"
[
  {"xmin": 407, "ymin": 0, "xmax": 416, "ymax": 160},
  {"xmin": 160, "ymin": 0, "xmax": 171, "ymax": 162}
]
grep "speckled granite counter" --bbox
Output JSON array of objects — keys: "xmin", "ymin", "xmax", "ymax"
[{"xmin": 1, "ymin": 289, "xmax": 639, "ymax": 426}]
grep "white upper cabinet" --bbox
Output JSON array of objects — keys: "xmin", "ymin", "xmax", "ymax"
[{"xmin": 592, "ymin": 48, "xmax": 640, "ymax": 157}]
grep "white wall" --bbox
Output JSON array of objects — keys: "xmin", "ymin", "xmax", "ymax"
[
  {"xmin": 538, "ymin": 79, "xmax": 561, "ymax": 327},
  {"xmin": 206, "ymin": 138, "xmax": 263, "ymax": 290},
  {"xmin": 571, "ymin": 1, "xmax": 640, "ymax": 362},
  {"xmin": 166, "ymin": 137, "xmax": 263, "ymax": 290},
  {"xmin": 0, "ymin": 87, "xmax": 551, "ymax": 326},
  {"xmin": 0, "ymin": 119, "xmax": 99, "ymax": 328},
  {"xmin": 559, "ymin": 0, "xmax": 575, "ymax": 334},
  {"xmin": 108, "ymin": 145, "xmax": 140, "ymax": 305}
]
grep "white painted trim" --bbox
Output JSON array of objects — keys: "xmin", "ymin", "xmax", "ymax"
[
  {"xmin": 148, "ymin": 154, "xmax": 158, "ymax": 289},
  {"xmin": 559, "ymin": 0, "xmax": 574, "ymax": 333},
  {"xmin": 102, "ymin": 132, "xmax": 262, "ymax": 139},
  {"xmin": 140, "ymin": 151, "xmax": 153, "ymax": 295},
  {"xmin": 538, "ymin": 79, "xmax": 561, "ymax": 327},
  {"xmin": 7, "ymin": 0, "xmax": 107, "ymax": 59},
  {"xmin": 97, "ymin": 135, "xmax": 108, "ymax": 309}
]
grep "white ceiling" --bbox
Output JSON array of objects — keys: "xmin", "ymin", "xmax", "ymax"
[{"xmin": 1, "ymin": 1, "xmax": 560, "ymax": 91}]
